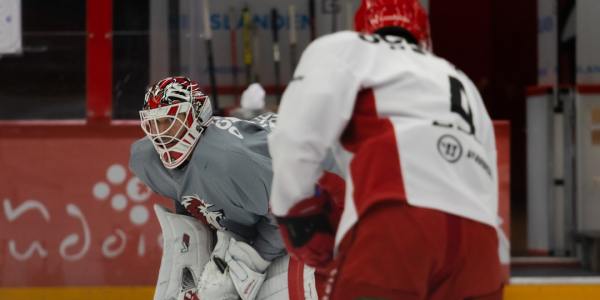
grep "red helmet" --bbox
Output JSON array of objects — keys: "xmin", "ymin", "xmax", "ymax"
[
  {"xmin": 354, "ymin": 0, "xmax": 431, "ymax": 50},
  {"xmin": 140, "ymin": 76, "xmax": 213, "ymax": 169}
]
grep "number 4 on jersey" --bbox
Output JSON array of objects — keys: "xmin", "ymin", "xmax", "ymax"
[{"xmin": 449, "ymin": 76, "xmax": 475, "ymax": 135}]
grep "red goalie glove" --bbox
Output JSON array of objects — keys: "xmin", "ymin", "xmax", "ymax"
[{"xmin": 275, "ymin": 186, "xmax": 342, "ymax": 267}]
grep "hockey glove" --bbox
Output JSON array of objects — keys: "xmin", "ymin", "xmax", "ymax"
[
  {"xmin": 197, "ymin": 231, "xmax": 271, "ymax": 300},
  {"xmin": 275, "ymin": 187, "xmax": 341, "ymax": 267},
  {"xmin": 196, "ymin": 230, "xmax": 238, "ymax": 300}
]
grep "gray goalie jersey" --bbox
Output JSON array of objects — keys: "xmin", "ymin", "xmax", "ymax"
[{"xmin": 130, "ymin": 113, "xmax": 286, "ymax": 260}]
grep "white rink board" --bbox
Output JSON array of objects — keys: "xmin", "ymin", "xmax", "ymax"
[
  {"xmin": 576, "ymin": 92, "xmax": 600, "ymax": 231},
  {"xmin": 577, "ymin": 0, "xmax": 600, "ymax": 84}
]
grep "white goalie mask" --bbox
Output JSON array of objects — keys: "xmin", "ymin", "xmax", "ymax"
[{"xmin": 140, "ymin": 76, "xmax": 213, "ymax": 169}]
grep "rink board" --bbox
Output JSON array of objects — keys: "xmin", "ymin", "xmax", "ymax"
[{"xmin": 0, "ymin": 121, "xmax": 510, "ymax": 289}]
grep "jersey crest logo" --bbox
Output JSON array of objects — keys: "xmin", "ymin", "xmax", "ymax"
[{"xmin": 181, "ymin": 195, "xmax": 226, "ymax": 230}]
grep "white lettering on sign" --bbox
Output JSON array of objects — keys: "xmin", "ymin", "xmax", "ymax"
[
  {"xmin": 59, "ymin": 204, "xmax": 91, "ymax": 261},
  {"xmin": 102, "ymin": 229, "xmax": 127, "ymax": 258}
]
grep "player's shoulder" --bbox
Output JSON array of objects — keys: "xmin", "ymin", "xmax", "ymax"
[
  {"xmin": 306, "ymin": 31, "xmax": 363, "ymax": 53},
  {"xmin": 208, "ymin": 115, "xmax": 274, "ymax": 137},
  {"xmin": 443, "ymin": 60, "xmax": 479, "ymax": 90},
  {"xmin": 130, "ymin": 137, "xmax": 155, "ymax": 161},
  {"xmin": 200, "ymin": 120, "xmax": 266, "ymax": 165},
  {"xmin": 193, "ymin": 122, "xmax": 244, "ymax": 160},
  {"xmin": 247, "ymin": 112, "xmax": 278, "ymax": 132},
  {"xmin": 299, "ymin": 31, "xmax": 375, "ymax": 72},
  {"xmin": 314, "ymin": 30, "xmax": 361, "ymax": 45},
  {"xmin": 129, "ymin": 138, "xmax": 161, "ymax": 180}
]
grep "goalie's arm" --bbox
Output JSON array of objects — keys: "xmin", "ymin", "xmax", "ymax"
[
  {"xmin": 174, "ymin": 200, "xmax": 191, "ymax": 216},
  {"xmin": 252, "ymin": 214, "xmax": 288, "ymax": 261}
]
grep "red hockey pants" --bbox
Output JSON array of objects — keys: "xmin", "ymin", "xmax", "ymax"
[{"xmin": 326, "ymin": 202, "xmax": 504, "ymax": 300}]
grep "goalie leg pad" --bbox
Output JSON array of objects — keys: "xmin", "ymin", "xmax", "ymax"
[
  {"xmin": 257, "ymin": 255, "xmax": 290, "ymax": 299},
  {"xmin": 256, "ymin": 256, "xmax": 318, "ymax": 300},
  {"xmin": 152, "ymin": 204, "xmax": 213, "ymax": 300}
]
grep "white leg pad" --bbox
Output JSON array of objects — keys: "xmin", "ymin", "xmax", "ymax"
[{"xmin": 153, "ymin": 204, "xmax": 213, "ymax": 300}]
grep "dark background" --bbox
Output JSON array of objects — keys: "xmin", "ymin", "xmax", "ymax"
[
  {"xmin": 0, "ymin": 0, "xmax": 538, "ymax": 254},
  {"xmin": 430, "ymin": 0, "xmax": 538, "ymax": 255}
]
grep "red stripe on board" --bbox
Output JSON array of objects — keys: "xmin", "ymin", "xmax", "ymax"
[
  {"xmin": 577, "ymin": 85, "xmax": 600, "ymax": 94},
  {"xmin": 0, "ymin": 123, "xmax": 142, "ymax": 139},
  {"xmin": 86, "ymin": 0, "xmax": 113, "ymax": 123},
  {"xmin": 525, "ymin": 85, "xmax": 553, "ymax": 96},
  {"xmin": 526, "ymin": 84, "xmax": 600, "ymax": 96},
  {"xmin": 526, "ymin": 249, "xmax": 551, "ymax": 256},
  {"xmin": 200, "ymin": 85, "xmax": 286, "ymax": 96},
  {"xmin": 288, "ymin": 257, "xmax": 305, "ymax": 300}
]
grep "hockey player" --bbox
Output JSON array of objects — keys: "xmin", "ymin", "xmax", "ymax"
[
  {"xmin": 130, "ymin": 76, "xmax": 337, "ymax": 299},
  {"xmin": 269, "ymin": 0, "xmax": 504, "ymax": 299}
]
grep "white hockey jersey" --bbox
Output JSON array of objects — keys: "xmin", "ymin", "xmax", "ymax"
[{"xmin": 269, "ymin": 31, "xmax": 499, "ymax": 248}]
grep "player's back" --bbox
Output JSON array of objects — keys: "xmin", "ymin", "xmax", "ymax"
[
  {"xmin": 311, "ymin": 31, "xmax": 490, "ymax": 139},
  {"xmin": 284, "ymin": 31, "xmax": 498, "ymax": 230},
  {"xmin": 359, "ymin": 31, "xmax": 496, "ymax": 227}
]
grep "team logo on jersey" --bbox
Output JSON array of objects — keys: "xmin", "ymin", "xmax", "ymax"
[
  {"xmin": 181, "ymin": 195, "xmax": 226, "ymax": 230},
  {"xmin": 437, "ymin": 134, "xmax": 463, "ymax": 163}
]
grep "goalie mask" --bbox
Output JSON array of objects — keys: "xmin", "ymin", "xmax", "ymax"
[
  {"xmin": 140, "ymin": 76, "xmax": 213, "ymax": 169},
  {"xmin": 354, "ymin": 0, "xmax": 432, "ymax": 51}
]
